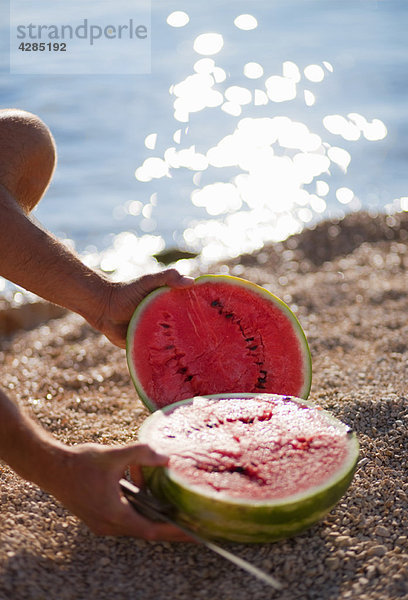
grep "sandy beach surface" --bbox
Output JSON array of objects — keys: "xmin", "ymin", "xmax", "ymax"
[{"xmin": 1, "ymin": 211, "xmax": 407, "ymax": 600}]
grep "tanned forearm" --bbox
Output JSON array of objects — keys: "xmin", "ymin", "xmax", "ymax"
[
  {"xmin": 0, "ymin": 184, "xmax": 109, "ymax": 328},
  {"xmin": 0, "ymin": 388, "xmax": 191, "ymax": 540},
  {"xmin": 0, "ymin": 388, "xmax": 68, "ymax": 488}
]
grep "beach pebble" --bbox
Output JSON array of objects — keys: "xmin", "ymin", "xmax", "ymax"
[
  {"xmin": 325, "ymin": 556, "xmax": 340, "ymax": 569},
  {"xmin": 375, "ymin": 525, "xmax": 390, "ymax": 537},
  {"xmin": 367, "ymin": 545, "xmax": 388, "ymax": 557},
  {"xmin": 1, "ymin": 212, "xmax": 408, "ymax": 600},
  {"xmin": 335, "ymin": 535, "xmax": 352, "ymax": 547}
]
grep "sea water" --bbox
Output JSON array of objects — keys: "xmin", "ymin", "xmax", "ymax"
[{"xmin": 0, "ymin": 0, "xmax": 407, "ymax": 291}]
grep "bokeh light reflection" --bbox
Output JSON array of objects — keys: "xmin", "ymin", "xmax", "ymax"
[
  {"xmin": 127, "ymin": 19, "xmax": 390, "ymax": 268},
  {"xmin": 243, "ymin": 62, "xmax": 264, "ymax": 79},
  {"xmin": 193, "ymin": 33, "xmax": 224, "ymax": 56},
  {"xmin": 304, "ymin": 64, "xmax": 325, "ymax": 82},
  {"xmin": 166, "ymin": 11, "xmax": 190, "ymax": 28},
  {"xmin": 234, "ymin": 14, "xmax": 258, "ymax": 31}
]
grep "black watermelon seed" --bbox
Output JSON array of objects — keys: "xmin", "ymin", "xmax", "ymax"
[
  {"xmin": 249, "ymin": 345, "xmax": 258, "ymax": 351},
  {"xmin": 160, "ymin": 323, "xmax": 170, "ymax": 328},
  {"xmin": 245, "ymin": 337, "xmax": 255, "ymax": 342},
  {"xmin": 225, "ymin": 313, "xmax": 234, "ymax": 319},
  {"xmin": 184, "ymin": 375, "xmax": 194, "ymax": 382}
]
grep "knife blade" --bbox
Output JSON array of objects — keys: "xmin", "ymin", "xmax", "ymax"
[{"xmin": 119, "ymin": 478, "xmax": 282, "ymax": 591}]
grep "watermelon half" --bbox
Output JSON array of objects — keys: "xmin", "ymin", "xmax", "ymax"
[
  {"xmin": 127, "ymin": 275, "xmax": 312, "ymax": 411},
  {"xmin": 139, "ymin": 394, "xmax": 359, "ymax": 543}
]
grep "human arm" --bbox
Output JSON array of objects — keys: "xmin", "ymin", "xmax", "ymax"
[
  {"xmin": 0, "ymin": 110, "xmax": 194, "ymax": 540},
  {"xmin": 0, "ymin": 192, "xmax": 192, "ymax": 538},
  {"xmin": 0, "ymin": 184, "xmax": 193, "ymax": 347},
  {"xmin": 0, "ymin": 388, "xmax": 189, "ymax": 540}
]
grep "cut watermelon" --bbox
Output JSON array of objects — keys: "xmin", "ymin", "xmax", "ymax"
[
  {"xmin": 127, "ymin": 275, "xmax": 312, "ymax": 411},
  {"xmin": 139, "ymin": 394, "xmax": 359, "ymax": 543}
]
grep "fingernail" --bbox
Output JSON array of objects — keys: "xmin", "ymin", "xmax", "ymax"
[
  {"xmin": 179, "ymin": 276, "xmax": 194, "ymax": 285},
  {"xmin": 155, "ymin": 452, "xmax": 169, "ymax": 462}
]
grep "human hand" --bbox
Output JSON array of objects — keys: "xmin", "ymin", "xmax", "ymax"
[
  {"xmin": 45, "ymin": 442, "xmax": 191, "ymax": 540},
  {"xmin": 92, "ymin": 268, "xmax": 194, "ymax": 348}
]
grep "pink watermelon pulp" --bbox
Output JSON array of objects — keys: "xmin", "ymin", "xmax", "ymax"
[
  {"xmin": 127, "ymin": 275, "xmax": 312, "ymax": 411},
  {"xmin": 139, "ymin": 394, "xmax": 359, "ymax": 542}
]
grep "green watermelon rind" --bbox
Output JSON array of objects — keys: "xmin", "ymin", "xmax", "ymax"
[
  {"xmin": 126, "ymin": 274, "xmax": 312, "ymax": 412},
  {"xmin": 139, "ymin": 394, "xmax": 360, "ymax": 543}
]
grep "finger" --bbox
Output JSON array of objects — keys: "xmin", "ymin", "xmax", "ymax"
[
  {"xmin": 95, "ymin": 495, "xmax": 193, "ymax": 541},
  {"xmin": 119, "ymin": 500, "xmax": 194, "ymax": 542},
  {"xmin": 166, "ymin": 270, "xmax": 195, "ymax": 289},
  {"xmin": 105, "ymin": 443, "xmax": 169, "ymax": 469},
  {"xmin": 138, "ymin": 269, "xmax": 194, "ymax": 295}
]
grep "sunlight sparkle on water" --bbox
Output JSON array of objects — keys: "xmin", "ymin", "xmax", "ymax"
[
  {"xmin": 173, "ymin": 129, "xmax": 182, "ymax": 144},
  {"xmin": 93, "ymin": 233, "xmax": 164, "ymax": 281},
  {"xmin": 327, "ymin": 147, "xmax": 351, "ymax": 172},
  {"xmin": 221, "ymin": 102, "xmax": 242, "ymax": 117},
  {"xmin": 213, "ymin": 67, "xmax": 227, "ymax": 83},
  {"xmin": 316, "ymin": 180, "xmax": 330, "ymax": 196},
  {"xmin": 304, "ymin": 90, "xmax": 316, "ymax": 106},
  {"xmin": 225, "ymin": 86, "xmax": 252, "ymax": 105},
  {"xmin": 192, "ymin": 182, "xmax": 242, "ymax": 215},
  {"xmin": 234, "ymin": 14, "xmax": 258, "ymax": 31},
  {"xmin": 324, "ymin": 113, "xmax": 388, "ymax": 142},
  {"xmin": 324, "ymin": 115, "xmax": 360, "ymax": 141},
  {"xmin": 135, "ymin": 157, "xmax": 169, "ymax": 182},
  {"xmin": 304, "ymin": 64, "xmax": 325, "ymax": 82},
  {"xmin": 193, "ymin": 33, "xmax": 224, "ymax": 56},
  {"xmin": 194, "ymin": 58, "xmax": 215, "ymax": 74},
  {"xmin": 172, "ymin": 72, "xmax": 223, "ymax": 122},
  {"xmin": 282, "ymin": 61, "xmax": 301, "ymax": 82},
  {"xmin": 164, "ymin": 145, "xmax": 208, "ymax": 171},
  {"xmin": 336, "ymin": 187, "xmax": 354, "ymax": 204},
  {"xmin": 265, "ymin": 75, "xmax": 297, "ymax": 102},
  {"xmin": 127, "ymin": 200, "xmax": 142, "ymax": 216},
  {"xmin": 254, "ymin": 89, "xmax": 268, "ymax": 105},
  {"xmin": 309, "ymin": 195, "xmax": 327, "ymax": 213},
  {"xmin": 244, "ymin": 62, "xmax": 263, "ymax": 79},
  {"xmin": 128, "ymin": 21, "xmax": 390, "ymax": 264},
  {"xmin": 144, "ymin": 133, "xmax": 157, "ymax": 150},
  {"xmin": 166, "ymin": 11, "xmax": 190, "ymax": 28}
]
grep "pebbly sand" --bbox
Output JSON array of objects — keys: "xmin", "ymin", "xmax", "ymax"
[{"xmin": 0, "ymin": 211, "xmax": 407, "ymax": 600}]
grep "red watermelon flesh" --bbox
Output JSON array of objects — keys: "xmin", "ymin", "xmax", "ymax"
[
  {"xmin": 146, "ymin": 395, "xmax": 350, "ymax": 501},
  {"xmin": 127, "ymin": 276, "xmax": 311, "ymax": 410}
]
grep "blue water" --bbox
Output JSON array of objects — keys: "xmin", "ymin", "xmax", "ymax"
[{"xmin": 1, "ymin": 1, "xmax": 408, "ymax": 279}]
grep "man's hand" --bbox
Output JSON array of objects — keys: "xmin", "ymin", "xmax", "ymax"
[
  {"xmin": 93, "ymin": 269, "xmax": 194, "ymax": 348},
  {"xmin": 45, "ymin": 442, "xmax": 191, "ymax": 540},
  {"xmin": 0, "ymin": 390, "xmax": 191, "ymax": 541}
]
